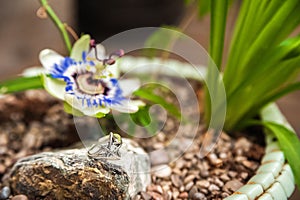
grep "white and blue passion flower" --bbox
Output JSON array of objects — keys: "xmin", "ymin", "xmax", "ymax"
[{"xmin": 39, "ymin": 35, "xmax": 143, "ymax": 117}]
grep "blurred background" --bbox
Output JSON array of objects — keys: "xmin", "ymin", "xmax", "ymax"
[{"xmin": 0, "ymin": 0, "xmax": 299, "ymax": 199}]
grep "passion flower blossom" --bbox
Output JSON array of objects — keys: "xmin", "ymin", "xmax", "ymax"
[{"xmin": 39, "ymin": 37, "xmax": 143, "ymax": 117}]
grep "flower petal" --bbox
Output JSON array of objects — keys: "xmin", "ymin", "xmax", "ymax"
[
  {"xmin": 118, "ymin": 79, "xmax": 141, "ymax": 97},
  {"xmin": 39, "ymin": 49, "xmax": 64, "ymax": 72},
  {"xmin": 64, "ymin": 93, "xmax": 110, "ymax": 116},
  {"xmin": 42, "ymin": 74, "xmax": 65, "ymax": 100},
  {"xmin": 110, "ymin": 99, "xmax": 144, "ymax": 113},
  {"xmin": 63, "ymin": 102, "xmax": 84, "ymax": 116},
  {"xmin": 106, "ymin": 64, "xmax": 120, "ymax": 78},
  {"xmin": 22, "ymin": 67, "xmax": 45, "ymax": 77},
  {"xmin": 70, "ymin": 34, "xmax": 91, "ymax": 61},
  {"xmin": 87, "ymin": 44, "xmax": 106, "ymax": 60}
]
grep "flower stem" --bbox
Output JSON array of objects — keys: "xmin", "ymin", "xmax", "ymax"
[{"xmin": 40, "ymin": 0, "xmax": 72, "ymax": 53}]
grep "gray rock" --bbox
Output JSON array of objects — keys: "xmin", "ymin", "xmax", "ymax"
[
  {"xmin": 0, "ymin": 186, "xmax": 11, "ymax": 200},
  {"xmin": 11, "ymin": 195, "xmax": 28, "ymax": 200},
  {"xmin": 149, "ymin": 149, "xmax": 170, "ymax": 166},
  {"xmin": 151, "ymin": 165, "xmax": 172, "ymax": 178},
  {"xmin": 8, "ymin": 139, "xmax": 150, "ymax": 200}
]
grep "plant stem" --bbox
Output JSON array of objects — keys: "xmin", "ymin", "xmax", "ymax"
[{"xmin": 40, "ymin": 0, "xmax": 72, "ymax": 53}]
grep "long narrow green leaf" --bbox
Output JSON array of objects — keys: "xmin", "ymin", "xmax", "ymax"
[
  {"xmin": 228, "ymin": 36, "xmax": 300, "ymax": 98},
  {"xmin": 198, "ymin": 0, "xmax": 211, "ymax": 17},
  {"xmin": 0, "ymin": 76, "xmax": 43, "ymax": 94},
  {"xmin": 250, "ymin": 0, "xmax": 283, "ymax": 41},
  {"xmin": 229, "ymin": 0, "xmax": 261, "ymax": 66},
  {"xmin": 226, "ymin": 80, "xmax": 300, "ymax": 131},
  {"xmin": 209, "ymin": 0, "xmax": 228, "ymax": 69},
  {"xmin": 205, "ymin": 0, "xmax": 228, "ymax": 127},
  {"xmin": 238, "ymin": 0, "xmax": 299, "ymax": 80},
  {"xmin": 262, "ymin": 122, "xmax": 300, "ymax": 189},
  {"xmin": 239, "ymin": 1, "xmax": 300, "ymax": 84},
  {"xmin": 223, "ymin": 0, "xmax": 251, "ymax": 85},
  {"xmin": 143, "ymin": 26, "xmax": 183, "ymax": 58},
  {"xmin": 253, "ymin": 82, "xmax": 300, "ymax": 116},
  {"xmin": 225, "ymin": 0, "xmax": 299, "ymax": 93},
  {"xmin": 226, "ymin": 36, "xmax": 300, "ymax": 103}
]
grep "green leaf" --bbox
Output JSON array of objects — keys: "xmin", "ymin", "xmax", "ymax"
[
  {"xmin": 235, "ymin": 0, "xmax": 299, "ymax": 86},
  {"xmin": 130, "ymin": 105, "xmax": 158, "ymax": 135},
  {"xmin": 70, "ymin": 34, "xmax": 91, "ymax": 61},
  {"xmin": 0, "ymin": 76, "xmax": 43, "ymax": 94},
  {"xmin": 184, "ymin": 0, "xmax": 194, "ymax": 6},
  {"xmin": 144, "ymin": 26, "xmax": 183, "ymax": 58},
  {"xmin": 209, "ymin": 0, "xmax": 228, "ymax": 70},
  {"xmin": 198, "ymin": 0, "xmax": 211, "ymax": 17},
  {"xmin": 133, "ymin": 87, "xmax": 181, "ymax": 119},
  {"xmin": 205, "ymin": 0, "xmax": 228, "ymax": 128},
  {"xmin": 130, "ymin": 106, "xmax": 151, "ymax": 126},
  {"xmin": 262, "ymin": 122, "xmax": 300, "ymax": 189}
]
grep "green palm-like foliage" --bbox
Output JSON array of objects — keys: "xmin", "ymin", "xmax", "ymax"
[{"xmin": 206, "ymin": 0, "xmax": 300, "ymax": 188}]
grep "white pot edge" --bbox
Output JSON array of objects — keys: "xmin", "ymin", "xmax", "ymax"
[{"xmin": 225, "ymin": 104, "xmax": 295, "ymax": 200}]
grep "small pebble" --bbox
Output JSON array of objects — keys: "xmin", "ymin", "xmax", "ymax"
[
  {"xmin": 207, "ymin": 153, "xmax": 223, "ymax": 166},
  {"xmin": 176, "ymin": 160, "xmax": 185, "ymax": 169},
  {"xmin": 235, "ymin": 137, "xmax": 251, "ymax": 150},
  {"xmin": 188, "ymin": 186, "xmax": 198, "ymax": 198},
  {"xmin": 208, "ymin": 184, "xmax": 220, "ymax": 191},
  {"xmin": 240, "ymin": 172, "xmax": 248, "ymax": 180},
  {"xmin": 11, "ymin": 195, "xmax": 28, "ymax": 200},
  {"xmin": 200, "ymin": 170, "xmax": 209, "ymax": 178},
  {"xmin": 148, "ymin": 191, "xmax": 163, "ymax": 200},
  {"xmin": 133, "ymin": 194, "xmax": 141, "ymax": 200},
  {"xmin": 0, "ymin": 165, "xmax": 5, "ymax": 174},
  {"xmin": 179, "ymin": 192, "xmax": 188, "ymax": 199},
  {"xmin": 196, "ymin": 180, "xmax": 210, "ymax": 188},
  {"xmin": 221, "ymin": 192, "xmax": 230, "ymax": 198},
  {"xmin": 219, "ymin": 152, "xmax": 227, "ymax": 159},
  {"xmin": 184, "ymin": 153, "xmax": 194, "ymax": 160},
  {"xmin": 228, "ymin": 171, "xmax": 238, "ymax": 178},
  {"xmin": 171, "ymin": 174, "xmax": 183, "ymax": 187},
  {"xmin": 147, "ymin": 185, "xmax": 163, "ymax": 195},
  {"xmin": 185, "ymin": 181, "xmax": 194, "ymax": 191},
  {"xmin": 184, "ymin": 174, "xmax": 195, "ymax": 184},
  {"xmin": 149, "ymin": 149, "xmax": 170, "ymax": 166},
  {"xmin": 223, "ymin": 179, "xmax": 243, "ymax": 192},
  {"xmin": 141, "ymin": 191, "xmax": 151, "ymax": 200},
  {"xmin": 172, "ymin": 168, "xmax": 182, "ymax": 175},
  {"xmin": 0, "ymin": 186, "xmax": 10, "ymax": 200},
  {"xmin": 220, "ymin": 174, "xmax": 230, "ymax": 182},
  {"xmin": 152, "ymin": 165, "xmax": 172, "ymax": 178},
  {"xmin": 242, "ymin": 160, "xmax": 258, "ymax": 170},
  {"xmin": 179, "ymin": 185, "xmax": 185, "ymax": 192},
  {"xmin": 214, "ymin": 178, "xmax": 224, "ymax": 188},
  {"xmin": 172, "ymin": 190, "xmax": 180, "ymax": 199},
  {"xmin": 192, "ymin": 192, "xmax": 206, "ymax": 200}
]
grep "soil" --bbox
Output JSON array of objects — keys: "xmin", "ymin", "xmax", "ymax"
[{"xmin": 0, "ymin": 89, "xmax": 265, "ymax": 200}]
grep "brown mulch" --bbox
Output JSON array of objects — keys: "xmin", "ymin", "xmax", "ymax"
[{"xmin": 0, "ymin": 90, "xmax": 265, "ymax": 200}]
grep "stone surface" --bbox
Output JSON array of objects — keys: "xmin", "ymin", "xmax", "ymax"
[
  {"xmin": 8, "ymin": 139, "xmax": 150, "ymax": 200},
  {"xmin": 151, "ymin": 165, "xmax": 172, "ymax": 178},
  {"xmin": 11, "ymin": 195, "xmax": 28, "ymax": 200},
  {"xmin": 0, "ymin": 186, "xmax": 10, "ymax": 200}
]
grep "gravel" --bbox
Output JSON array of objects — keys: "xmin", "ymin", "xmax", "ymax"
[
  {"xmin": 0, "ymin": 87, "xmax": 265, "ymax": 200},
  {"xmin": 135, "ymin": 125, "xmax": 264, "ymax": 199}
]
